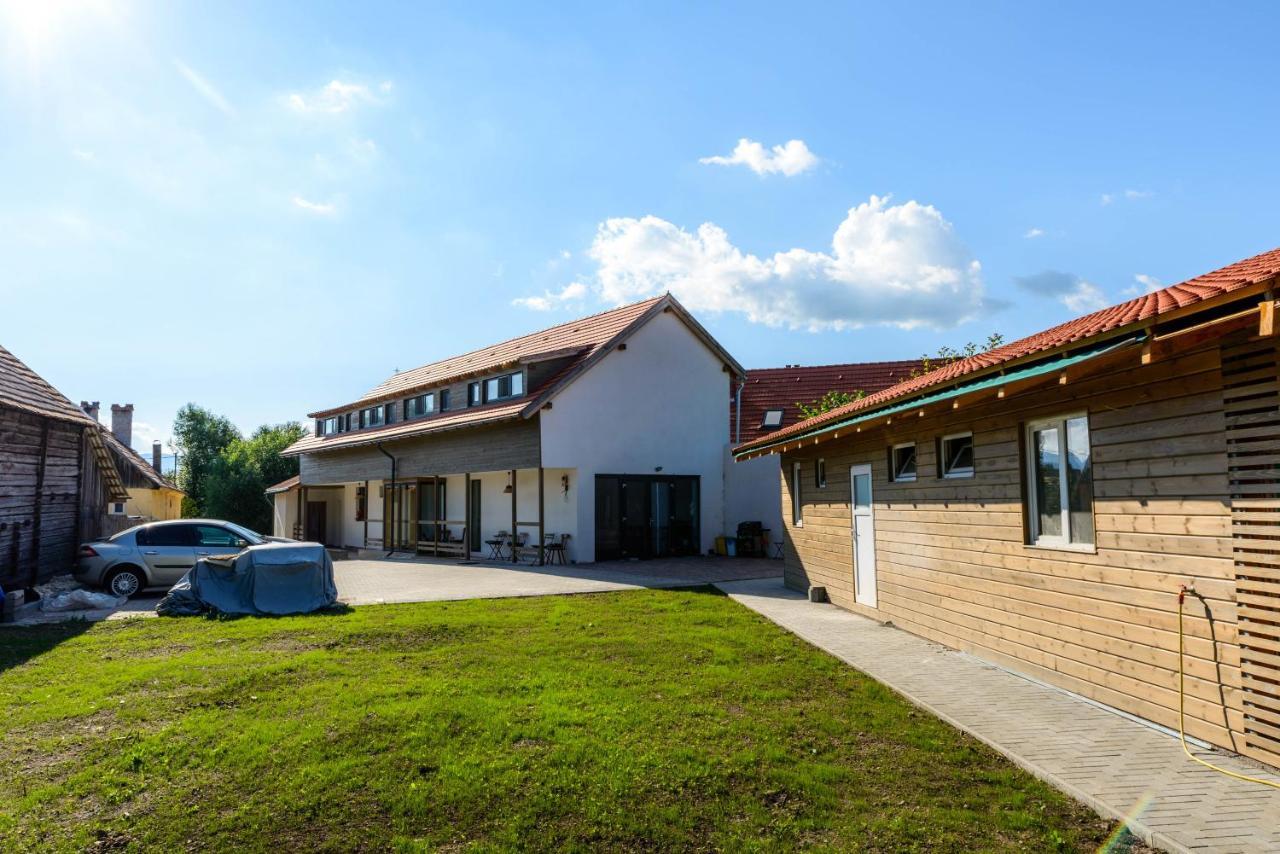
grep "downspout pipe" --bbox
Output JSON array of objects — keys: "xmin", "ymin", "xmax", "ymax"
[
  {"xmin": 734, "ymin": 380, "xmax": 745, "ymax": 446},
  {"xmin": 377, "ymin": 442, "xmax": 396, "ymax": 556}
]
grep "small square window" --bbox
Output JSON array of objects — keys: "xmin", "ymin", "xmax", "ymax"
[
  {"xmin": 762, "ymin": 409, "xmax": 784, "ymax": 428},
  {"xmin": 941, "ymin": 433, "xmax": 974, "ymax": 478},
  {"xmin": 890, "ymin": 443, "xmax": 917, "ymax": 482},
  {"xmin": 815, "ymin": 458, "xmax": 826, "ymax": 488}
]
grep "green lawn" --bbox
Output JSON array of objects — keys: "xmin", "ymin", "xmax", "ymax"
[{"xmin": 1, "ymin": 587, "xmax": 1132, "ymax": 852}]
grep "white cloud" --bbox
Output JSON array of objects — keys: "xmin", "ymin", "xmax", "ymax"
[
  {"xmin": 1024, "ymin": 227, "xmax": 1045, "ymax": 239},
  {"xmin": 1062, "ymin": 280, "xmax": 1108, "ymax": 313},
  {"xmin": 1014, "ymin": 270, "xmax": 1108, "ymax": 313},
  {"xmin": 286, "ymin": 79, "xmax": 381, "ymax": 114},
  {"xmin": 71, "ymin": 148, "xmax": 94, "ymax": 161},
  {"xmin": 699, "ymin": 138, "xmax": 819, "ymax": 177},
  {"xmin": 292, "ymin": 195, "xmax": 337, "ymax": 215},
  {"xmin": 1101, "ymin": 188, "xmax": 1152, "ymax": 206},
  {"xmin": 1122, "ymin": 273, "xmax": 1163, "ymax": 296},
  {"xmin": 174, "ymin": 60, "xmax": 234, "ymax": 116},
  {"xmin": 513, "ymin": 281, "xmax": 588, "ymax": 311},
  {"xmin": 568, "ymin": 195, "xmax": 985, "ymax": 331}
]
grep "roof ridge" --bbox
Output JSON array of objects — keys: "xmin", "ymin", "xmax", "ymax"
[
  {"xmin": 746, "ymin": 358, "xmax": 923, "ymax": 373},
  {"xmin": 372, "ymin": 294, "xmax": 666, "ymax": 388}
]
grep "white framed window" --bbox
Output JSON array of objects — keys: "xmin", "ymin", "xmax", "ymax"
[
  {"xmin": 762, "ymin": 409, "xmax": 784, "ymax": 429},
  {"xmin": 815, "ymin": 458, "xmax": 826, "ymax": 488},
  {"xmin": 1025, "ymin": 413, "xmax": 1095, "ymax": 548},
  {"xmin": 940, "ymin": 432, "xmax": 975, "ymax": 479},
  {"xmin": 890, "ymin": 443, "xmax": 917, "ymax": 482},
  {"xmin": 791, "ymin": 461, "xmax": 804, "ymax": 527}
]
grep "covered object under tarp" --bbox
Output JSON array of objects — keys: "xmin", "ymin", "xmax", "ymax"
[{"xmin": 157, "ymin": 542, "xmax": 337, "ymax": 616}]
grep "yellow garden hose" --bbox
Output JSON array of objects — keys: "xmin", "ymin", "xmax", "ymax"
[{"xmin": 1176, "ymin": 584, "xmax": 1280, "ymax": 789}]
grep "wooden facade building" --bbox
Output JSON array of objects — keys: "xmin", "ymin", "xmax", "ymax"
[
  {"xmin": 0, "ymin": 345, "xmax": 128, "ymax": 592},
  {"xmin": 734, "ymin": 246, "xmax": 1280, "ymax": 770}
]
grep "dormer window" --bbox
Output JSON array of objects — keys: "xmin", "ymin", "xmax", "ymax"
[
  {"xmin": 405, "ymin": 393, "xmax": 435, "ymax": 419},
  {"xmin": 484, "ymin": 371, "xmax": 524, "ymax": 402},
  {"xmin": 317, "ymin": 415, "xmax": 346, "ymax": 436},
  {"xmin": 359, "ymin": 406, "xmax": 385, "ymax": 429},
  {"xmin": 761, "ymin": 409, "xmax": 783, "ymax": 429}
]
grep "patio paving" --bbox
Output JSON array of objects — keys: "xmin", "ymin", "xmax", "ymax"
[
  {"xmin": 715, "ymin": 576, "xmax": 1280, "ymax": 854},
  {"xmin": 334, "ymin": 555, "xmax": 780, "ymax": 606}
]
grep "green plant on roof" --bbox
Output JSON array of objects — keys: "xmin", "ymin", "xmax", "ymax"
[
  {"xmin": 796, "ymin": 389, "xmax": 865, "ymax": 419},
  {"xmin": 912, "ymin": 332, "xmax": 1005, "ymax": 378}
]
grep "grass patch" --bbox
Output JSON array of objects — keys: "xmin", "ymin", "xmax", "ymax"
[{"xmin": 2, "ymin": 588, "xmax": 1134, "ymax": 851}]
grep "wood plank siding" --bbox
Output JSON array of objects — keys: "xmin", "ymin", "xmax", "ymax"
[
  {"xmin": 0, "ymin": 407, "xmax": 85, "ymax": 587},
  {"xmin": 300, "ymin": 416, "xmax": 541, "ymax": 485},
  {"xmin": 778, "ymin": 334, "xmax": 1280, "ymax": 766}
]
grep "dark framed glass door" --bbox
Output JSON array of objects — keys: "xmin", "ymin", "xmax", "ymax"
[{"xmin": 595, "ymin": 475, "xmax": 700, "ymax": 561}]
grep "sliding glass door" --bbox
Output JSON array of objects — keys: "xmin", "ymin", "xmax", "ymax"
[{"xmin": 595, "ymin": 475, "xmax": 700, "ymax": 561}]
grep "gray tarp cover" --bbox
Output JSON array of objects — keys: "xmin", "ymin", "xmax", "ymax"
[{"xmin": 157, "ymin": 542, "xmax": 337, "ymax": 616}]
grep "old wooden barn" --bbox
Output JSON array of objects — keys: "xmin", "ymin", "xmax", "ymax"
[
  {"xmin": 0, "ymin": 345, "xmax": 127, "ymax": 593},
  {"xmin": 735, "ymin": 246, "xmax": 1280, "ymax": 770}
]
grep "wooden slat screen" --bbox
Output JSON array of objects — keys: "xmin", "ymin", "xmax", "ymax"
[{"xmin": 1223, "ymin": 336, "xmax": 1280, "ymax": 767}]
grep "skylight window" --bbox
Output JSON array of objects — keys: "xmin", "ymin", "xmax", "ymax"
[{"xmin": 761, "ymin": 409, "xmax": 784, "ymax": 428}]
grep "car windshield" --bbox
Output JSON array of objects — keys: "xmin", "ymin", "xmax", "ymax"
[{"xmin": 221, "ymin": 521, "xmax": 267, "ymax": 545}]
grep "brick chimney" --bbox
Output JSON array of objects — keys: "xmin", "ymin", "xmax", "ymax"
[
  {"xmin": 80, "ymin": 400, "xmax": 100, "ymax": 422},
  {"xmin": 152, "ymin": 440, "xmax": 162, "ymax": 472},
  {"xmin": 110, "ymin": 403, "xmax": 134, "ymax": 447}
]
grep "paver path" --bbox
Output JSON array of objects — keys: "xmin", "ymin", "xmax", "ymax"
[{"xmin": 715, "ymin": 577, "xmax": 1280, "ymax": 854}]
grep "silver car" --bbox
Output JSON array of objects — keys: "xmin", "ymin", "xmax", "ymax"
[{"xmin": 75, "ymin": 519, "xmax": 271, "ymax": 598}]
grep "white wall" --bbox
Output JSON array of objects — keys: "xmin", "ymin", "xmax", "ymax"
[
  {"xmin": 540, "ymin": 309, "xmax": 730, "ymax": 562},
  {"xmin": 366, "ymin": 479, "xmax": 384, "ymax": 548},
  {"xmin": 272, "ymin": 492, "xmax": 297, "ymax": 538},
  {"xmin": 723, "ymin": 447, "xmax": 783, "ymax": 546}
]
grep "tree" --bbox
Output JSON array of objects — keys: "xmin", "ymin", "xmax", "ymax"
[
  {"xmin": 172, "ymin": 404, "xmax": 241, "ymax": 515},
  {"xmin": 912, "ymin": 332, "xmax": 1005, "ymax": 377},
  {"xmin": 796, "ymin": 389, "xmax": 865, "ymax": 420},
  {"xmin": 204, "ymin": 423, "xmax": 306, "ymax": 534}
]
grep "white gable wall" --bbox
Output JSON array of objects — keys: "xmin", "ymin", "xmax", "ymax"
[{"xmin": 540, "ymin": 308, "xmax": 730, "ymax": 562}]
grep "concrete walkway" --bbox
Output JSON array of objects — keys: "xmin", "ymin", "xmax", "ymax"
[
  {"xmin": 715, "ymin": 577, "xmax": 1280, "ymax": 854},
  {"xmin": 335, "ymin": 555, "xmax": 779, "ymax": 606}
]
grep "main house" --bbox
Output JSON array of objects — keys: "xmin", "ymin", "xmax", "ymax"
[
  {"xmin": 735, "ymin": 246, "xmax": 1280, "ymax": 771},
  {"xmin": 279, "ymin": 295, "xmax": 745, "ymax": 564},
  {"xmin": 0, "ymin": 345, "xmax": 129, "ymax": 593}
]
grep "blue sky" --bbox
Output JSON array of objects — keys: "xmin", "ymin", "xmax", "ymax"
[{"xmin": 2, "ymin": 1, "xmax": 1278, "ymax": 453}]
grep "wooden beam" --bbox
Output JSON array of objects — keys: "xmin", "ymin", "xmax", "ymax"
[
  {"xmin": 510, "ymin": 469, "xmax": 518, "ymax": 564},
  {"xmin": 537, "ymin": 467, "xmax": 545, "ymax": 566},
  {"xmin": 464, "ymin": 472, "xmax": 472, "ymax": 563},
  {"xmin": 1260, "ymin": 297, "xmax": 1277, "ymax": 337}
]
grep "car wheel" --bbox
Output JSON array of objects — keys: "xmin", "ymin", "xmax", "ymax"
[{"xmin": 105, "ymin": 566, "xmax": 144, "ymax": 598}]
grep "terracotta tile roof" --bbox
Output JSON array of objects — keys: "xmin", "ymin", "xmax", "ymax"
[
  {"xmin": 734, "ymin": 360, "xmax": 923, "ymax": 444},
  {"xmin": 312, "ymin": 295, "xmax": 667, "ymax": 417},
  {"xmin": 265, "ymin": 474, "xmax": 300, "ymax": 494},
  {"xmin": 0, "ymin": 344, "xmax": 98, "ymax": 427},
  {"xmin": 737, "ymin": 245, "xmax": 1280, "ymax": 454}
]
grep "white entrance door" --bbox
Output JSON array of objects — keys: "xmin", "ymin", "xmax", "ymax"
[{"xmin": 849, "ymin": 464, "xmax": 877, "ymax": 607}]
